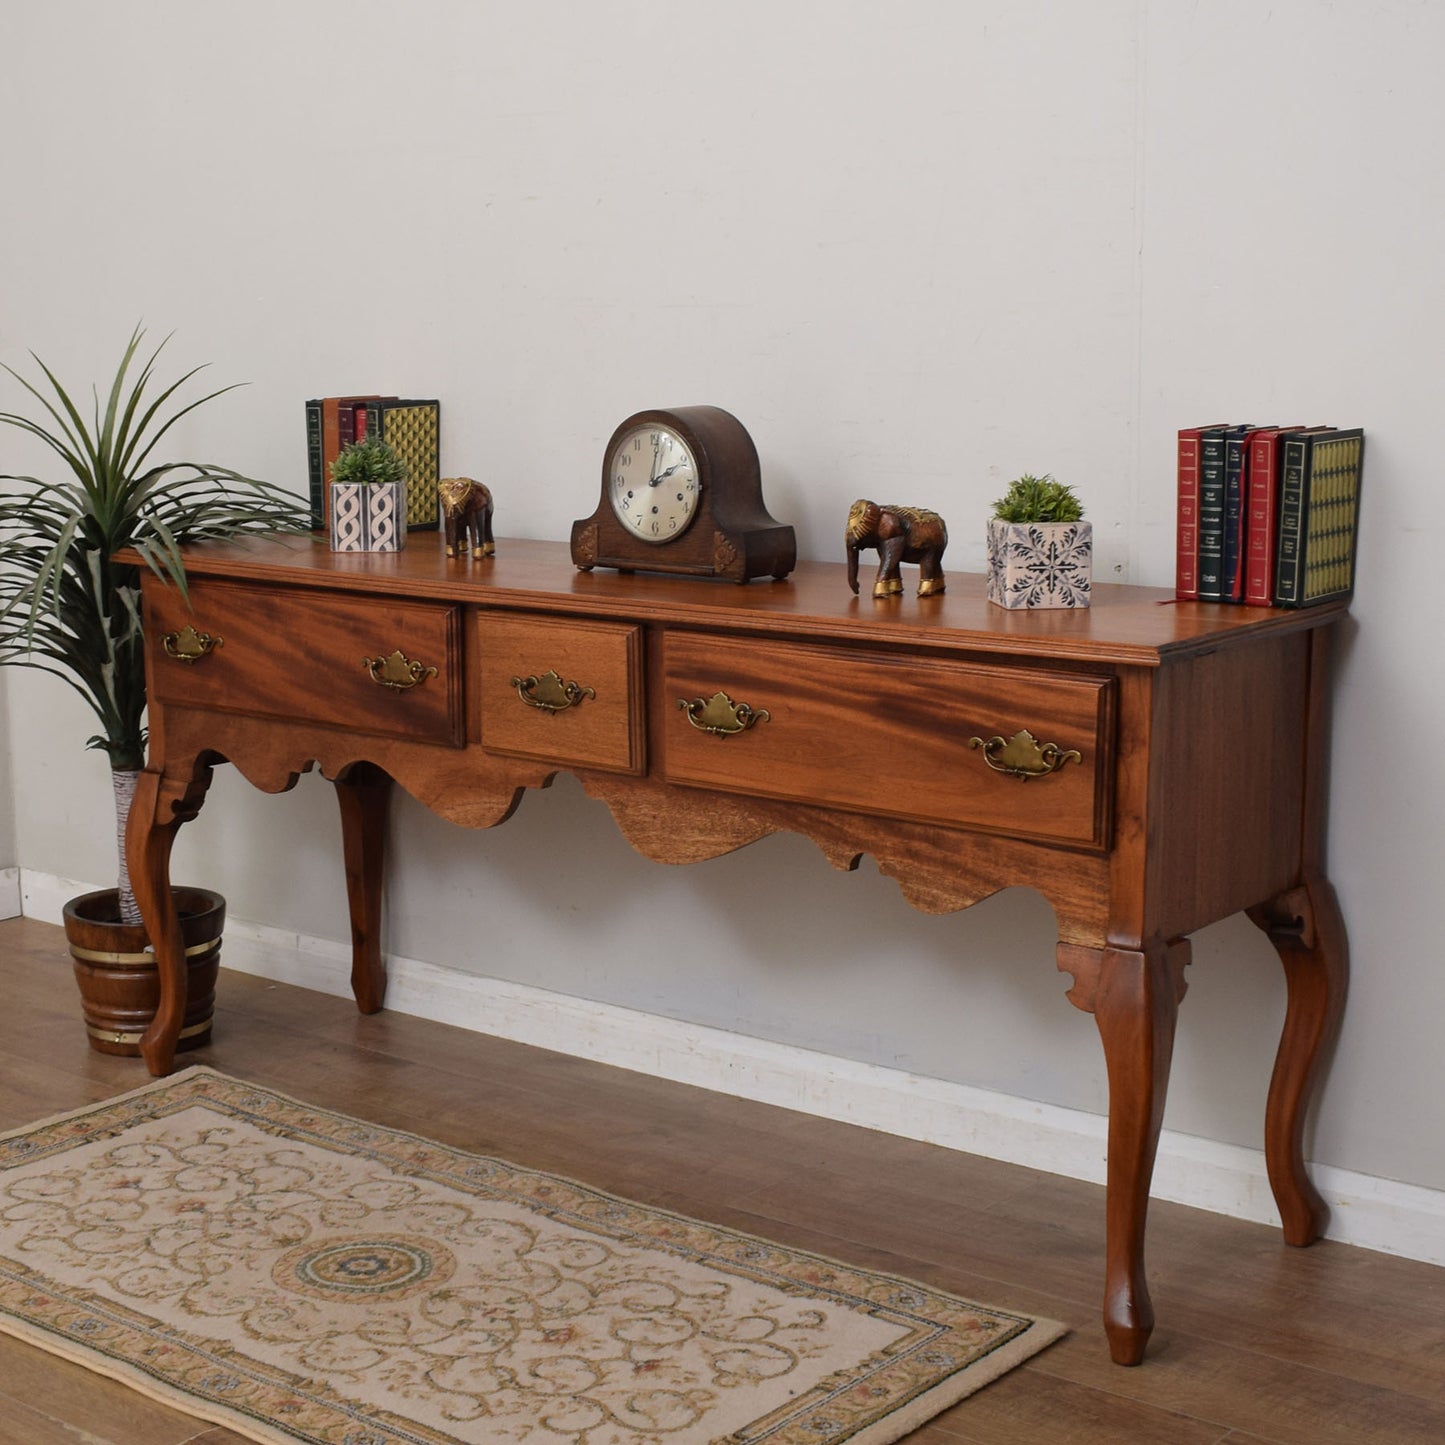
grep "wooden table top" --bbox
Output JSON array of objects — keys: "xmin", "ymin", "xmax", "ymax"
[{"xmin": 125, "ymin": 534, "xmax": 1347, "ymax": 668}]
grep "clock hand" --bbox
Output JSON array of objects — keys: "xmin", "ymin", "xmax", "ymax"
[
  {"xmin": 650, "ymin": 463, "xmax": 685, "ymax": 485},
  {"xmin": 649, "ymin": 436, "xmax": 661, "ymax": 485}
]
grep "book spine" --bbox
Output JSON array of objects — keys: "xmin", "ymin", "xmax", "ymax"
[
  {"xmin": 1175, "ymin": 429, "xmax": 1202, "ymax": 599},
  {"xmin": 320, "ymin": 398, "xmax": 343, "ymax": 535},
  {"xmin": 1196, "ymin": 430, "xmax": 1228, "ymax": 600},
  {"xmin": 305, "ymin": 399, "xmax": 324, "ymax": 531},
  {"xmin": 339, "ymin": 403, "xmax": 359, "ymax": 451},
  {"xmin": 1222, "ymin": 432, "xmax": 1248, "ymax": 602},
  {"xmin": 1243, "ymin": 431, "xmax": 1282, "ymax": 605},
  {"xmin": 1273, "ymin": 436, "xmax": 1311, "ymax": 606}
]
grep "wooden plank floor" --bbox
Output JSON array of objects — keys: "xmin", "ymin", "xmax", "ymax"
[{"xmin": 1, "ymin": 912, "xmax": 1442, "ymax": 1444}]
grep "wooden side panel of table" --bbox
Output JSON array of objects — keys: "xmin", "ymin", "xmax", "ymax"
[{"xmin": 124, "ymin": 537, "xmax": 1348, "ymax": 1366}]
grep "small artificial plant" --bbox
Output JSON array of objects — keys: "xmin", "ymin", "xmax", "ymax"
[
  {"xmin": 991, "ymin": 473, "xmax": 1085, "ymax": 524},
  {"xmin": 0, "ymin": 327, "xmax": 310, "ymax": 922},
  {"xmin": 330, "ymin": 436, "xmax": 407, "ymax": 486}
]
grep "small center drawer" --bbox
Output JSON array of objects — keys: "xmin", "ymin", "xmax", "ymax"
[
  {"xmin": 478, "ymin": 614, "xmax": 644, "ymax": 775},
  {"xmin": 663, "ymin": 634, "xmax": 1115, "ymax": 849},
  {"xmin": 148, "ymin": 578, "xmax": 463, "ymax": 745}
]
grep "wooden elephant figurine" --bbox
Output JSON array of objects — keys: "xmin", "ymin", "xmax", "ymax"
[
  {"xmin": 845, "ymin": 499, "xmax": 948, "ymax": 597},
  {"xmin": 439, "ymin": 477, "xmax": 494, "ymax": 558}
]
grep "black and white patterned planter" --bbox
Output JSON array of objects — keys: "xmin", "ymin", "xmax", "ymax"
[
  {"xmin": 986, "ymin": 517, "xmax": 1092, "ymax": 609},
  {"xmin": 331, "ymin": 482, "xmax": 407, "ymax": 552}
]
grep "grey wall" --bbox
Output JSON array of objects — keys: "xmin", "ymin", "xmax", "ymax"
[{"xmin": 2, "ymin": 1, "xmax": 1440, "ymax": 1195}]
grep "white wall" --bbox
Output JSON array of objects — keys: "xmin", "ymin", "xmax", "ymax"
[
  {"xmin": 0, "ymin": 672, "xmax": 14, "ymax": 876},
  {"xmin": 2, "ymin": 2, "xmax": 1441, "ymax": 1198}
]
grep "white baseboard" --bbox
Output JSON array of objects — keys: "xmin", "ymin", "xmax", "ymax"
[
  {"xmin": 18, "ymin": 868, "xmax": 1445, "ymax": 1267},
  {"xmin": 0, "ymin": 868, "xmax": 19, "ymax": 920}
]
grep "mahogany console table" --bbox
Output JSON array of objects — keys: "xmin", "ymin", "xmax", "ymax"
[{"xmin": 126, "ymin": 535, "xmax": 1348, "ymax": 1365}]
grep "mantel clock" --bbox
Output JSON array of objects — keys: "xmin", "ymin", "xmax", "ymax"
[{"xmin": 571, "ymin": 406, "xmax": 795, "ymax": 582}]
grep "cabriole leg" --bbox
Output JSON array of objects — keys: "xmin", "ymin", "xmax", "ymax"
[
  {"xmin": 129, "ymin": 764, "xmax": 214, "ymax": 1076},
  {"xmin": 335, "ymin": 764, "xmax": 391, "ymax": 1014},
  {"xmin": 1058, "ymin": 938, "xmax": 1191, "ymax": 1365},
  {"xmin": 1248, "ymin": 877, "xmax": 1348, "ymax": 1244}
]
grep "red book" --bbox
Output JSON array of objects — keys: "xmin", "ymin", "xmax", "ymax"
[
  {"xmin": 1242, "ymin": 425, "xmax": 1325, "ymax": 606},
  {"xmin": 1176, "ymin": 424, "xmax": 1224, "ymax": 599}
]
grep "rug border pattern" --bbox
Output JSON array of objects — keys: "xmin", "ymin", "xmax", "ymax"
[{"xmin": 0, "ymin": 1068, "xmax": 1065, "ymax": 1445}]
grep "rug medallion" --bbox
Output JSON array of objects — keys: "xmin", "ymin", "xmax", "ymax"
[{"xmin": 0, "ymin": 1069, "xmax": 1063, "ymax": 1444}]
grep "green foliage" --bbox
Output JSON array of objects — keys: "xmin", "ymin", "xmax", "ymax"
[
  {"xmin": 991, "ymin": 473, "xmax": 1085, "ymax": 524},
  {"xmin": 330, "ymin": 436, "xmax": 407, "ymax": 486},
  {"xmin": 0, "ymin": 326, "xmax": 310, "ymax": 772}
]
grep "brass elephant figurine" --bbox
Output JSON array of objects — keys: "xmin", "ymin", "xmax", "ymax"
[
  {"xmin": 439, "ymin": 477, "xmax": 494, "ymax": 558},
  {"xmin": 845, "ymin": 500, "xmax": 948, "ymax": 598}
]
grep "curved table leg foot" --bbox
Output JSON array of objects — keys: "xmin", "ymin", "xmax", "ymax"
[
  {"xmin": 129, "ymin": 769, "xmax": 190, "ymax": 1076},
  {"xmin": 1248, "ymin": 877, "xmax": 1348, "ymax": 1245},
  {"xmin": 1059, "ymin": 938, "xmax": 1190, "ymax": 1365},
  {"xmin": 336, "ymin": 764, "xmax": 391, "ymax": 1014}
]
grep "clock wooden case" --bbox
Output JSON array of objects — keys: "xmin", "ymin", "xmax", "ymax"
[{"xmin": 571, "ymin": 406, "xmax": 796, "ymax": 582}]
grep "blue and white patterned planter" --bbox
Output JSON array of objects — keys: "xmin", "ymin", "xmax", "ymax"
[
  {"xmin": 986, "ymin": 517, "xmax": 1092, "ymax": 609},
  {"xmin": 331, "ymin": 482, "xmax": 407, "ymax": 553}
]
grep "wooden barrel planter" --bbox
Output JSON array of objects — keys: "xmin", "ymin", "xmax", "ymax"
[{"xmin": 63, "ymin": 887, "xmax": 225, "ymax": 1056}]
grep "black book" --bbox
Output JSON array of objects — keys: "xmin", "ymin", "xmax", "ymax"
[
  {"xmin": 1273, "ymin": 428, "xmax": 1365, "ymax": 608},
  {"xmin": 1196, "ymin": 425, "xmax": 1248, "ymax": 601}
]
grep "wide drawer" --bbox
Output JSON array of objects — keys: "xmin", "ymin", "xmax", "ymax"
[
  {"xmin": 147, "ymin": 578, "xmax": 463, "ymax": 745},
  {"xmin": 663, "ymin": 634, "xmax": 1115, "ymax": 848},
  {"xmin": 478, "ymin": 614, "xmax": 644, "ymax": 775}
]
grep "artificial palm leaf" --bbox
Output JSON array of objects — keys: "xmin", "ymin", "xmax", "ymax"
[{"xmin": 0, "ymin": 327, "xmax": 309, "ymax": 917}]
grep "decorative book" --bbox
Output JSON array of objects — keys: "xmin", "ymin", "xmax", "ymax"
[
  {"xmin": 358, "ymin": 398, "xmax": 441, "ymax": 531},
  {"xmin": 306, "ymin": 395, "xmax": 385, "ymax": 531},
  {"xmin": 1273, "ymin": 428, "xmax": 1364, "ymax": 608},
  {"xmin": 1196, "ymin": 425, "xmax": 1249, "ymax": 601},
  {"xmin": 1175, "ymin": 424, "xmax": 1210, "ymax": 600}
]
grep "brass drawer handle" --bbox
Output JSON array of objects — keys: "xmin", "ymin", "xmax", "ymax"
[
  {"xmin": 678, "ymin": 691, "xmax": 771, "ymax": 737},
  {"xmin": 363, "ymin": 650, "xmax": 439, "ymax": 691},
  {"xmin": 513, "ymin": 669, "xmax": 595, "ymax": 713},
  {"xmin": 969, "ymin": 728, "xmax": 1081, "ymax": 780},
  {"xmin": 161, "ymin": 625, "xmax": 223, "ymax": 663}
]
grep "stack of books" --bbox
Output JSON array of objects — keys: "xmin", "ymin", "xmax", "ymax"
[
  {"xmin": 1175, "ymin": 424, "xmax": 1364, "ymax": 608},
  {"xmin": 306, "ymin": 396, "xmax": 441, "ymax": 534}
]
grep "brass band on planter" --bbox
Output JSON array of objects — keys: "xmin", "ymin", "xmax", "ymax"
[
  {"xmin": 678, "ymin": 691, "xmax": 771, "ymax": 737},
  {"xmin": 968, "ymin": 728, "xmax": 1082, "ymax": 780},
  {"xmin": 362, "ymin": 650, "xmax": 438, "ymax": 691},
  {"xmin": 86, "ymin": 1018, "xmax": 213, "ymax": 1046},
  {"xmin": 162, "ymin": 624, "xmax": 222, "ymax": 662},
  {"xmin": 65, "ymin": 936, "xmax": 223, "ymax": 966},
  {"xmin": 512, "ymin": 669, "xmax": 595, "ymax": 713}
]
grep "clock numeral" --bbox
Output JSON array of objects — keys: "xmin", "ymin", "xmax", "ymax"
[
  {"xmin": 633, "ymin": 437, "xmax": 643, "ymax": 451},
  {"xmin": 618, "ymin": 453, "xmax": 631, "ymax": 468}
]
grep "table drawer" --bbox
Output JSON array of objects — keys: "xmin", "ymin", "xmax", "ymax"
[
  {"xmin": 148, "ymin": 579, "xmax": 463, "ymax": 745},
  {"xmin": 663, "ymin": 634, "xmax": 1115, "ymax": 848},
  {"xmin": 478, "ymin": 615, "xmax": 644, "ymax": 775}
]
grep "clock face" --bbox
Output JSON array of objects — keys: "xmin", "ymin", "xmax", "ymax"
[{"xmin": 607, "ymin": 423, "xmax": 700, "ymax": 543}]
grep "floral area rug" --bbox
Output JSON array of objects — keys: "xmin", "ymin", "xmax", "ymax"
[{"xmin": 0, "ymin": 1068, "xmax": 1063, "ymax": 1444}]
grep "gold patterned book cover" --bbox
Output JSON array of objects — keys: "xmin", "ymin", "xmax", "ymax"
[
  {"xmin": 360, "ymin": 399, "xmax": 441, "ymax": 530},
  {"xmin": 1274, "ymin": 428, "xmax": 1364, "ymax": 608}
]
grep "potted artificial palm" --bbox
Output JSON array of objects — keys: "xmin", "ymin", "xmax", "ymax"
[
  {"xmin": 328, "ymin": 435, "xmax": 408, "ymax": 551},
  {"xmin": 0, "ymin": 327, "xmax": 308, "ymax": 1053},
  {"xmin": 985, "ymin": 473, "xmax": 1093, "ymax": 609}
]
